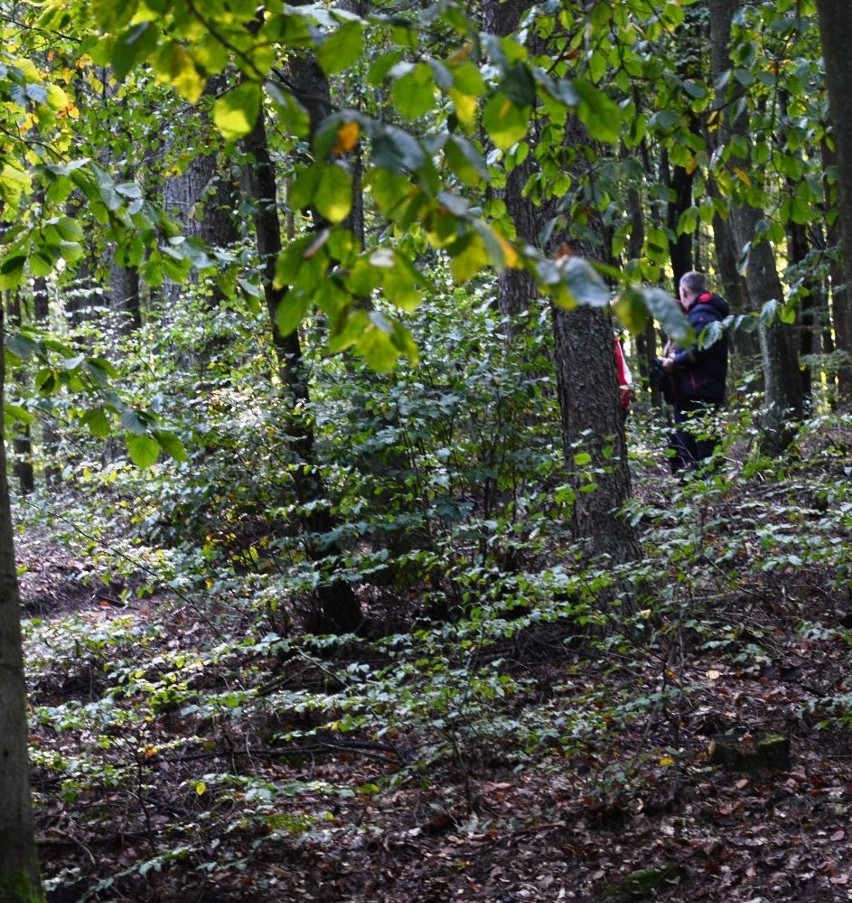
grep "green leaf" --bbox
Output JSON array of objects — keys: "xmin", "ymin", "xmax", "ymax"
[
  {"xmin": 448, "ymin": 232, "xmax": 489, "ymax": 283},
  {"xmin": 573, "ymin": 79, "xmax": 622, "ymax": 144},
  {"xmin": 85, "ymin": 357, "xmax": 119, "ymax": 382},
  {"xmin": 83, "ymin": 407, "xmax": 111, "ymax": 438},
  {"xmin": 266, "ymin": 82, "xmax": 311, "ymax": 138},
  {"xmin": 112, "ymin": 21, "xmax": 160, "ymax": 81},
  {"xmin": 0, "ymin": 254, "xmax": 26, "ymax": 290},
  {"xmin": 275, "ymin": 293, "xmax": 311, "ymax": 336},
  {"xmin": 121, "ymin": 409, "xmax": 150, "ymax": 436},
  {"xmin": 482, "ymin": 94, "xmax": 530, "ymax": 150},
  {"xmin": 613, "ymin": 285, "xmax": 650, "ymax": 334},
  {"xmin": 273, "ymin": 235, "xmax": 320, "ymax": 289},
  {"xmin": 213, "ymin": 82, "xmax": 261, "ymax": 140},
  {"xmin": 4, "ymin": 403, "xmax": 34, "ymax": 427},
  {"xmin": 5, "ymin": 332, "xmax": 39, "ymax": 360},
  {"xmin": 367, "ymin": 169, "xmax": 413, "ymax": 217},
  {"xmin": 153, "ymin": 430, "xmax": 187, "ymax": 461},
  {"xmin": 126, "ymin": 433, "xmax": 160, "ymax": 468},
  {"xmin": 390, "ymin": 62, "xmax": 435, "ymax": 119},
  {"xmin": 93, "ymin": 0, "xmax": 138, "ymax": 30},
  {"xmin": 152, "ymin": 41, "xmax": 206, "ymax": 103},
  {"xmin": 552, "ymin": 256, "xmax": 611, "ymax": 308},
  {"xmin": 372, "ymin": 125, "xmax": 426, "ymax": 173},
  {"xmin": 630, "ymin": 286, "xmax": 692, "ymax": 343},
  {"xmin": 314, "ymin": 164, "xmax": 353, "ymax": 224},
  {"xmin": 290, "ymin": 164, "xmax": 322, "ymax": 212},
  {"xmin": 500, "ymin": 63, "xmax": 536, "ymax": 107},
  {"xmin": 317, "ymin": 21, "xmax": 364, "ymax": 75},
  {"xmin": 444, "ymin": 135, "xmax": 488, "ymax": 187}
]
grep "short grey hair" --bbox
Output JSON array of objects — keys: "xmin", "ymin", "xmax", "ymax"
[{"xmin": 679, "ymin": 271, "xmax": 707, "ymax": 295}]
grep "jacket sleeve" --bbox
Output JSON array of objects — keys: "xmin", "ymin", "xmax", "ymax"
[{"xmin": 672, "ymin": 308, "xmax": 715, "ymax": 369}]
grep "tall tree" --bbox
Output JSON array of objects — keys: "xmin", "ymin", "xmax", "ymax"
[
  {"xmin": 243, "ymin": 64, "xmax": 362, "ymax": 633},
  {"xmin": 481, "ymin": 0, "xmax": 640, "ymax": 564},
  {"xmin": 0, "ymin": 304, "xmax": 42, "ymax": 900},
  {"xmin": 815, "ymin": 0, "xmax": 852, "ymax": 402},
  {"xmin": 709, "ymin": 0, "xmax": 804, "ymax": 452}
]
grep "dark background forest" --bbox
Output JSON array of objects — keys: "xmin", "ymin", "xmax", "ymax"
[{"xmin": 0, "ymin": 0, "xmax": 851, "ymax": 900}]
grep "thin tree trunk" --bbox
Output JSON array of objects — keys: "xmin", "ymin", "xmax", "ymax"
[
  {"xmin": 243, "ymin": 73, "xmax": 362, "ymax": 634},
  {"xmin": 8, "ymin": 292, "xmax": 34, "ymax": 495},
  {"xmin": 787, "ymin": 219, "xmax": 814, "ymax": 402},
  {"xmin": 33, "ymin": 278, "xmax": 59, "ymax": 487}
]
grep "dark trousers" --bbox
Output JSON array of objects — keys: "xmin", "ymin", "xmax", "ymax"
[{"xmin": 669, "ymin": 398, "xmax": 721, "ymax": 473}]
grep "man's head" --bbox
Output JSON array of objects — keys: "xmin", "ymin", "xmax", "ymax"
[{"xmin": 678, "ymin": 271, "xmax": 707, "ymax": 310}]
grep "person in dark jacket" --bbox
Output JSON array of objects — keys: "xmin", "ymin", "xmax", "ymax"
[{"xmin": 662, "ymin": 271, "xmax": 729, "ymax": 473}]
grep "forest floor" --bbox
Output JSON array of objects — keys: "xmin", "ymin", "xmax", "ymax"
[{"xmin": 18, "ymin": 461, "xmax": 852, "ymax": 903}]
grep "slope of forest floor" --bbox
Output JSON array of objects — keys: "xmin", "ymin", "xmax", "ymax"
[{"xmin": 19, "ymin": 449, "xmax": 852, "ymax": 902}]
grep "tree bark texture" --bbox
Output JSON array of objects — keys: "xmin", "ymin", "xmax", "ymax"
[
  {"xmin": 552, "ymin": 303, "xmax": 640, "ymax": 564},
  {"xmin": 8, "ymin": 292, "xmax": 34, "ymax": 496},
  {"xmin": 482, "ymin": 0, "xmax": 543, "ymax": 332},
  {"xmin": 815, "ymin": 0, "xmax": 852, "ymax": 401},
  {"xmin": 709, "ymin": 0, "xmax": 804, "ymax": 451},
  {"xmin": 706, "ymin": 0, "xmax": 759, "ymax": 369},
  {"xmin": 0, "ymin": 304, "xmax": 43, "ymax": 900},
  {"xmin": 159, "ymin": 75, "xmax": 241, "ymax": 324}
]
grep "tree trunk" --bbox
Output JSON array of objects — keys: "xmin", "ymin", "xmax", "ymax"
[
  {"xmin": 750, "ymin": 236, "xmax": 805, "ymax": 452},
  {"xmin": 157, "ymin": 75, "xmax": 241, "ymax": 347},
  {"xmin": 815, "ymin": 0, "xmax": 852, "ymax": 402},
  {"xmin": 0, "ymin": 303, "xmax": 43, "ymax": 901},
  {"xmin": 706, "ymin": 0, "xmax": 758, "ymax": 374},
  {"xmin": 108, "ymin": 259, "xmax": 142, "ymax": 332},
  {"xmin": 482, "ymin": 0, "xmax": 541, "ymax": 333},
  {"xmin": 787, "ymin": 219, "xmax": 814, "ymax": 402},
  {"xmin": 482, "ymin": 0, "xmax": 640, "ymax": 564},
  {"xmin": 709, "ymin": 0, "xmax": 804, "ymax": 452},
  {"xmin": 664, "ymin": 146, "xmax": 694, "ymax": 287},
  {"xmin": 243, "ymin": 70, "xmax": 362, "ymax": 635},
  {"xmin": 7, "ymin": 292, "xmax": 34, "ymax": 495},
  {"xmin": 552, "ymin": 303, "xmax": 641, "ymax": 564}
]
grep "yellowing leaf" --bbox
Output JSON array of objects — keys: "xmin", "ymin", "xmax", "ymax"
[
  {"xmin": 495, "ymin": 232, "xmax": 518, "ymax": 268},
  {"xmin": 333, "ymin": 120, "xmax": 361, "ymax": 156},
  {"xmin": 449, "ymin": 88, "xmax": 477, "ymax": 128},
  {"xmin": 732, "ymin": 166, "xmax": 752, "ymax": 187},
  {"xmin": 152, "ymin": 42, "xmax": 205, "ymax": 103},
  {"xmin": 314, "ymin": 164, "xmax": 353, "ymax": 224},
  {"xmin": 213, "ymin": 82, "xmax": 261, "ymax": 140}
]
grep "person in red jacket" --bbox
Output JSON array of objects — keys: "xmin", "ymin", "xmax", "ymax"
[{"xmin": 662, "ymin": 271, "xmax": 729, "ymax": 473}]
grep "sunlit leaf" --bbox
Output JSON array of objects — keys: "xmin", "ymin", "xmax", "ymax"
[
  {"xmin": 315, "ymin": 164, "xmax": 353, "ymax": 224},
  {"xmin": 552, "ymin": 256, "xmax": 611, "ymax": 309},
  {"xmin": 152, "ymin": 42, "xmax": 205, "ymax": 103},
  {"xmin": 154, "ymin": 430, "xmax": 187, "ymax": 461},
  {"xmin": 213, "ymin": 82, "xmax": 261, "ymax": 140},
  {"xmin": 482, "ymin": 94, "xmax": 530, "ymax": 150}
]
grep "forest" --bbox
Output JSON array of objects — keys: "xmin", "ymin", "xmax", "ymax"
[{"xmin": 1, "ymin": 0, "xmax": 851, "ymax": 900}]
